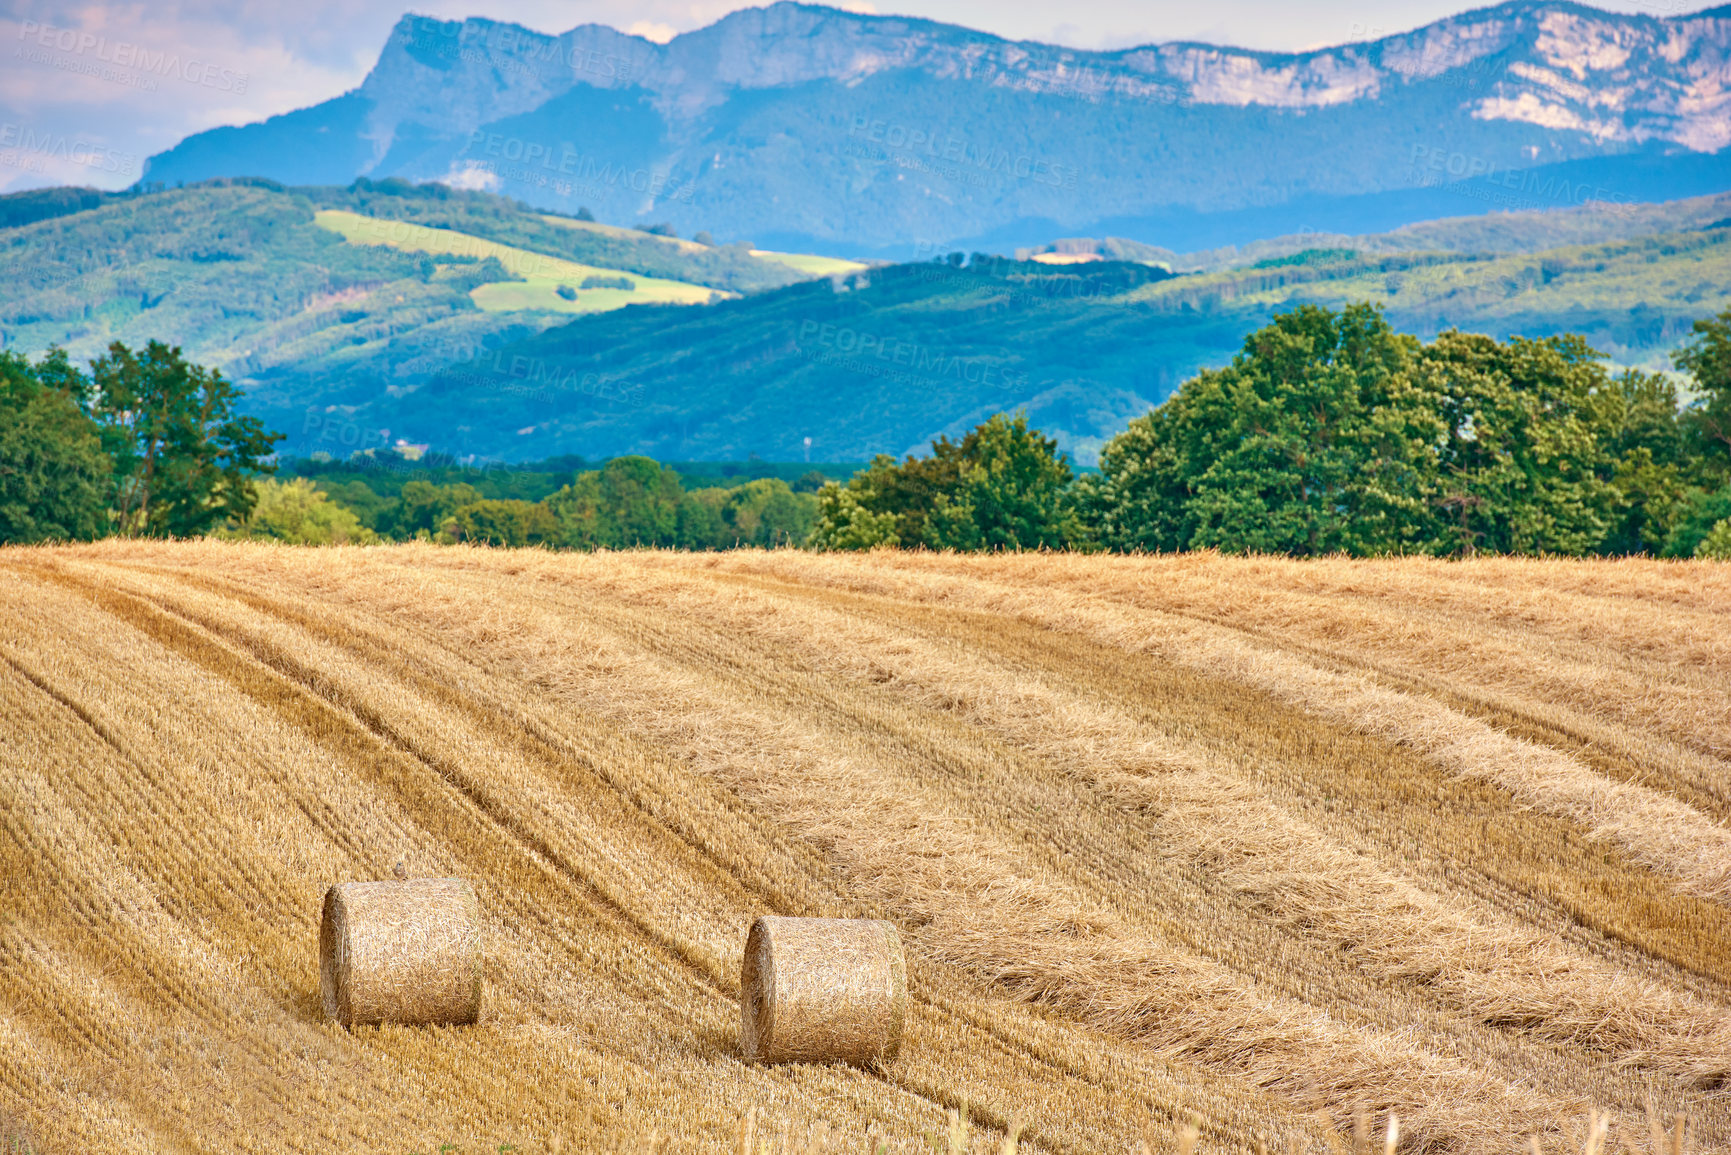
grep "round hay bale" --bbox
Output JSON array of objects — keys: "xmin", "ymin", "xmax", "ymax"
[
  {"xmin": 319, "ymin": 878, "xmax": 482, "ymax": 1028},
  {"xmin": 740, "ymin": 915, "xmax": 906, "ymax": 1064}
]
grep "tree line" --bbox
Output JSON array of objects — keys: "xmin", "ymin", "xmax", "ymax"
[
  {"xmin": 813, "ymin": 304, "xmax": 1731, "ymax": 558},
  {"xmin": 3, "ymin": 303, "xmax": 1729, "ymax": 557},
  {"xmin": 236, "ymin": 457, "xmax": 823, "ymax": 550},
  {"xmin": 0, "ymin": 341, "xmax": 278, "ymax": 542}
]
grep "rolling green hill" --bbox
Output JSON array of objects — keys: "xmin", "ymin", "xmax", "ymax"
[
  {"xmin": 332, "ymin": 224, "xmax": 1728, "ymax": 464},
  {"xmin": 2, "ymin": 179, "xmax": 1725, "ymax": 465},
  {"xmin": 1022, "ymin": 191, "xmax": 1731, "ymax": 273},
  {"xmin": 0, "ymin": 179, "xmax": 857, "ymax": 457},
  {"xmin": 0, "ymin": 181, "xmax": 569, "ymax": 418},
  {"xmin": 1125, "ymin": 227, "xmax": 1730, "ymax": 369},
  {"xmin": 300, "ymin": 179, "xmax": 819, "ymax": 294}
]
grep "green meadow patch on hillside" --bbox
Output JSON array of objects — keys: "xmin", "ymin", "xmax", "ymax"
[
  {"xmin": 314, "ymin": 209, "xmax": 725, "ymax": 315},
  {"xmin": 749, "ymin": 249, "xmax": 870, "ymax": 277}
]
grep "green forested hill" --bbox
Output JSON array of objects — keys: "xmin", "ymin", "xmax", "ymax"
[
  {"xmin": 298, "ymin": 179, "xmax": 820, "ymax": 293},
  {"xmin": 0, "ymin": 180, "xmax": 569, "ymax": 415},
  {"xmin": 1024, "ymin": 191, "xmax": 1731, "ymax": 272},
  {"xmin": 0, "ymin": 178, "xmax": 818, "ymax": 380},
  {"xmin": 2, "ymin": 179, "xmax": 1726, "ymax": 465},
  {"xmin": 347, "ymin": 258, "xmax": 1202, "ymax": 464},
  {"xmin": 1126, "ymin": 227, "xmax": 1730, "ymax": 369},
  {"xmin": 0, "ymin": 179, "xmax": 842, "ymax": 456},
  {"xmin": 343, "ymin": 226, "xmax": 1729, "ymax": 464}
]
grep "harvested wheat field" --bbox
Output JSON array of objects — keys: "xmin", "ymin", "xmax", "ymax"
[{"xmin": 2, "ymin": 542, "xmax": 1729, "ymax": 1154}]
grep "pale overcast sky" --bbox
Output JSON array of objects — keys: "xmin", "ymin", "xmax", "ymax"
[{"xmin": 0, "ymin": 0, "xmax": 1715, "ymax": 193}]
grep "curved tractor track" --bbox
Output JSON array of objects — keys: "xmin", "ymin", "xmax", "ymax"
[{"xmin": 1, "ymin": 543, "xmax": 1727, "ymax": 1154}]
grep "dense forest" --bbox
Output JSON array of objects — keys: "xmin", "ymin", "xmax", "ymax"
[{"xmin": 3, "ymin": 302, "xmax": 1728, "ymax": 557}]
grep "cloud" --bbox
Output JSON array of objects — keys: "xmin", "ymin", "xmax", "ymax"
[
  {"xmin": 439, "ymin": 161, "xmax": 501, "ymax": 191},
  {"xmin": 0, "ymin": 7, "xmax": 364, "ymax": 192},
  {"xmin": 625, "ymin": 20, "xmax": 678, "ymax": 44}
]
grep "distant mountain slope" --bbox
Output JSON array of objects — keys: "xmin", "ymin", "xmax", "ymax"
[
  {"xmin": 312, "ymin": 210, "xmax": 725, "ymax": 315},
  {"xmin": 0, "ymin": 181, "xmax": 569, "ymax": 414},
  {"xmin": 303, "ymin": 179, "xmax": 816, "ymax": 293},
  {"xmin": 1124, "ymin": 227, "xmax": 1728, "ymax": 363},
  {"xmin": 317, "ymin": 223, "xmax": 1725, "ymax": 465},
  {"xmin": 1022, "ymin": 190, "xmax": 1731, "ymax": 270},
  {"xmin": 4, "ymin": 180, "xmax": 1722, "ymax": 467},
  {"xmin": 0, "ymin": 180, "xmax": 836, "ymax": 443},
  {"xmin": 139, "ymin": 1, "xmax": 1731, "ymax": 253}
]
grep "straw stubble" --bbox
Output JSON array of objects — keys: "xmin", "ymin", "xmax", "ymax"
[{"xmin": 7, "ymin": 541, "xmax": 1729, "ymax": 1154}]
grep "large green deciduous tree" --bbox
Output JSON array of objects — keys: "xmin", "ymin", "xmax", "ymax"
[
  {"xmin": 807, "ymin": 483, "xmax": 900, "ymax": 550},
  {"xmin": 0, "ymin": 350, "xmax": 111, "ymax": 543},
  {"xmin": 439, "ymin": 498, "xmax": 558, "ymax": 547},
  {"xmin": 1095, "ymin": 304, "xmax": 1437, "ymax": 555},
  {"xmin": 218, "ymin": 477, "xmax": 377, "ymax": 545},
  {"xmin": 546, "ymin": 455, "xmax": 683, "ymax": 548},
  {"xmin": 1674, "ymin": 305, "xmax": 1731, "ymax": 481},
  {"xmin": 721, "ymin": 478, "xmax": 817, "ymax": 548},
  {"xmin": 809, "ymin": 412, "xmax": 1080, "ymax": 551},
  {"xmin": 1090, "ymin": 304, "xmax": 1697, "ymax": 557},
  {"xmin": 1595, "ymin": 369, "xmax": 1691, "ymax": 556},
  {"xmin": 383, "ymin": 479, "xmax": 482, "ymax": 539},
  {"xmin": 89, "ymin": 341, "xmax": 281, "ymax": 537},
  {"xmin": 1697, "ymin": 516, "xmax": 1731, "ymax": 560},
  {"xmin": 928, "ymin": 413, "xmax": 1081, "ymax": 550},
  {"xmin": 1416, "ymin": 331, "xmax": 1619, "ymax": 556}
]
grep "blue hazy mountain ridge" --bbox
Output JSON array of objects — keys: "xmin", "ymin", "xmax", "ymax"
[{"xmin": 138, "ymin": 1, "xmax": 1731, "ymax": 255}]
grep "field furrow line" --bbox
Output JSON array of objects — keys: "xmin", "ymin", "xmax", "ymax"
[
  {"xmin": 709, "ymin": 568, "xmax": 1731, "ymax": 1003},
  {"xmin": 329, "ymin": 559, "xmax": 1583, "ymax": 1153},
  {"xmin": 506, "ymin": 560, "xmax": 1731, "ymax": 1139},
  {"xmin": 698, "ymin": 554, "xmax": 1731, "ymax": 907},
  {"xmin": 143, "ymin": 558, "xmax": 1268, "ymax": 1152}
]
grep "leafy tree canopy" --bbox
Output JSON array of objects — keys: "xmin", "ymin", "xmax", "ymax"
[
  {"xmin": 217, "ymin": 477, "xmax": 376, "ymax": 545},
  {"xmin": 0, "ymin": 350, "xmax": 111, "ymax": 543},
  {"xmin": 88, "ymin": 340, "xmax": 281, "ymax": 537},
  {"xmin": 810, "ymin": 412, "xmax": 1079, "ymax": 551},
  {"xmin": 1092, "ymin": 303, "xmax": 1718, "ymax": 558},
  {"xmin": 1674, "ymin": 305, "xmax": 1731, "ymax": 480}
]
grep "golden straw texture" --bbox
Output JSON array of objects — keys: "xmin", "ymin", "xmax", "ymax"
[
  {"xmin": 6, "ymin": 541, "xmax": 1730, "ymax": 1152},
  {"xmin": 741, "ymin": 916, "xmax": 906, "ymax": 1064},
  {"xmin": 320, "ymin": 879, "xmax": 482, "ymax": 1027}
]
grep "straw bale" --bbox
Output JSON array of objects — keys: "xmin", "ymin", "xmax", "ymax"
[
  {"xmin": 740, "ymin": 915, "xmax": 906, "ymax": 1064},
  {"xmin": 319, "ymin": 878, "xmax": 483, "ymax": 1027}
]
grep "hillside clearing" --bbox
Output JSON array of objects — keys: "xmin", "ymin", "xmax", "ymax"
[
  {"xmin": 314, "ymin": 210, "xmax": 722, "ymax": 315},
  {"xmin": 749, "ymin": 250, "xmax": 871, "ymax": 277},
  {"xmin": 1, "ymin": 546, "xmax": 1727, "ymax": 1153}
]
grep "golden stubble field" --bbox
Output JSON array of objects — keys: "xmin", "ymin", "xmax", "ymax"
[{"xmin": 1, "ymin": 543, "xmax": 1728, "ymax": 1154}]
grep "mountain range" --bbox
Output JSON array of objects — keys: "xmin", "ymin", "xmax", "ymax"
[
  {"xmin": 138, "ymin": 1, "xmax": 1731, "ymax": 255},
  {"xmin": 7, "ymin": 3, "xmax": 1729, "ymax": 466}
]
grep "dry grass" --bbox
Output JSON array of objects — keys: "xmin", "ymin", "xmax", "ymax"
[{"xmin": 0, "ymin": 543, "xmax": 1726, "ymax": 1153}]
